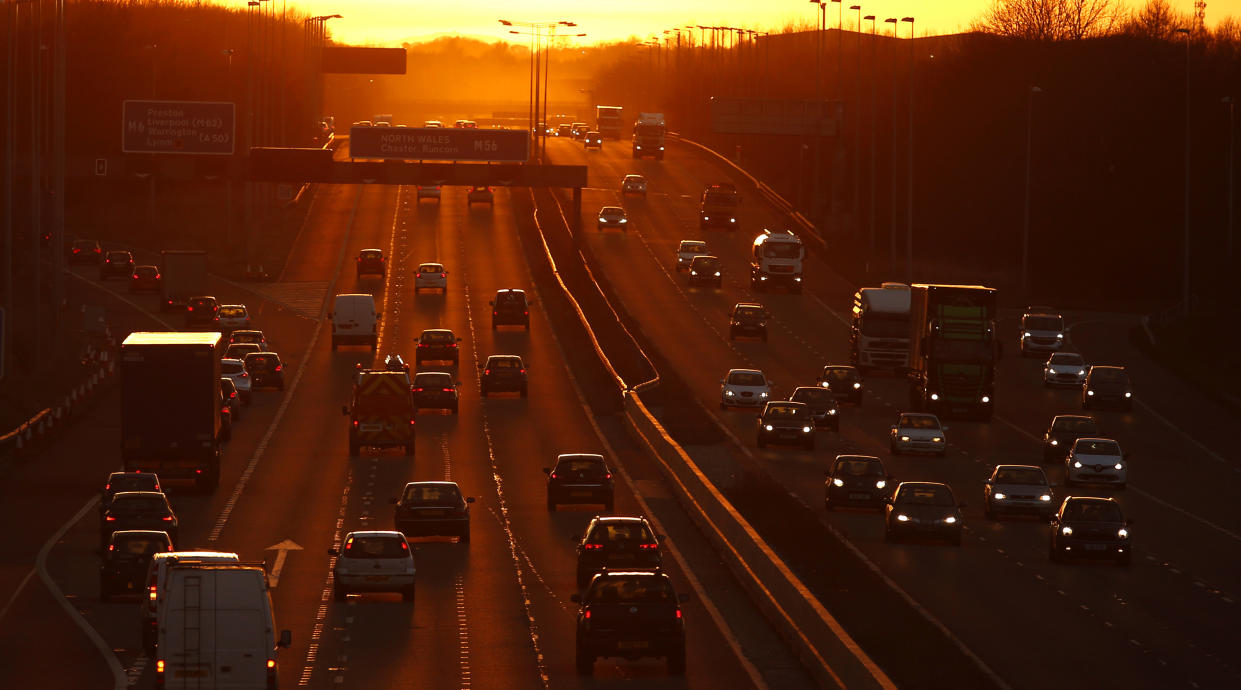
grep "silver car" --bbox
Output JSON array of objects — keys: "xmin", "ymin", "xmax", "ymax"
[
  {"xmin": 1043, "ymin": 352, "xmax": 1087, "ymax": 387},
  {"xmin": 889, "ymin": 413, "xmax": 948, "ymax": 456},
  {"xmin": 597, "ymin": 206, "xmax": 629, "ymax": 231},
  {"xmin": 1020, "ymin": 310, "xmax": 1066, "ymax": 356},
  {"xmin": 1065, "ymin": 437, "xmax": 1128, "ymax": 489},
  {"xmin": 220, "ymin": 358, "xmax": 252, "ymax": 404},
  {"xmin": 621, "ymin": 174, "xmax": 648, "ymax": 195},
  {"xmin": 329, "ymin": 531, "xmax": 416, "ymax": 602},
  {"xmin": 984, "ymin": 465, "xmax": 1055, "ymax": 519}
]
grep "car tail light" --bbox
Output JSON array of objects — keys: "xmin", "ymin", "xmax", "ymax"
[
  {"xmin": 442, "ymin": 388, "xmax": 453, "ymax": 392},
  {"xmin": 230, "ymin": 391, "xmax": 237, "ymax": 399},
  {"xmin": 161, "ymin": 516, "xmax": 174, "ymax": 522},
  {"xmin": 449, "ymin": 343, "xmax": 458, "ymax": 348},
  {"xmin": 104, "ymin": 483, "xmax": 111, "ymax": 491},
  {"xmin": 440, "ymin": 273, "xmax": 446, "ymax": 278},
  {"xmin": 524, "ymin": 311, "xmax": 529, "ymax": 316},
  {"xmin": 493, "ymin": 311, "xmax": 498, "ymax": 316},
  {"xmin": 484, "ymin": 369, "xmax": 491, "ymax": 375},
  {"xmin": 416, "ymin": 273, "xmax": 422, "ymax": 278},
  {"xmin": 583, "ymin": 543, "xmax": 603, "ymax": 550},
  {"xmin": 519, "ymin": 369, "xmax": 526, "ymax": 375},
  {"xmin": 352, "ymin": 420, "xmax": 359, "ymax": 427},
  {"xmin": 274, "ymin": 365, "xmax": 282, "ymax": 372},
  {"xmin": 149, "ymin": 585, "xmax": 157, "ymax": 601},
  {"xmin": 549, "ymin": 472, "xmax": 558, "ymax": 479},
  {"xmin": 413, "ymin": 387, "xmax": 423, "ymax": 392},
  {"xmin": 156, "ymin": 659, "xmax": 164, "ymax": 675},
  {"xmin": 267, "ymin": 659, "xmax": 276, "ymax": 669},
  {"xmin": 409, "ymin": 419, "xmax": 416, "ymax": 426},
  {"xmin": 418, "ymin": 343, "xmax": 427, "ymax": 348},
  {"xmin": 584, "ymin": 609, "xmax": 591, "ymax": 620},
  {"xmin": 105, "ymin": 516, "xmax": 116, "ymax": 521},
  {"xmin": 132, "ymin": 274, "xmax": 139, "ymax": 280},
  {"xmin": 154, "ymin": 273, "xmax": 160, "ymax": 279},
  {"xmin": 240, "ymin": 372, "xmax": 248, "ymax": 378},
  {"xmin": 400, "ymin": 540, "xmax": 408, "ymax": 551},
  {"xmin": 639, "ymin": 542, "xmax": 658, "ymax": 550},
  {"xmin": 356, "ymin": 257, "xmax": 361, "ymax": 262},
  {"xmin": 604, "ymin": 473, "xmax": 612, "ymax": 480},
  {"xmin": 108, "ymin": 544, "xmax": 115, "ymax": 552},
  {"xmin": 676, "ymin": 608, "xmax": 683, "ymax": 619}
]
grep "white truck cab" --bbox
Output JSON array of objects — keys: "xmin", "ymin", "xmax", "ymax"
[{"xmin": 750, "ymin": 229, "xmax": 804, "ymax": 293}]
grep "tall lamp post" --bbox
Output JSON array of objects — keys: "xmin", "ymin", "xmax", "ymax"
[
  {"xmin": 1176, "ymin": 27, "xmax": 1191, "ymax": 315},
  {"xmin": 850, "ymin": 4, "xmax": 861, "ymax": 242},
  {"xmin": 1225, "ymin": 96, "xmax": 1236, "ymax": 263},
  {"xmin": 501, "ymin": 19, "xmax": 574, "ymax": 162},
  {"xmin": 884, "ymin": 17, "xmax": 898, "ymax": 271},
  {"xmin": 901, "ymin": 16, "xmax": 914, "ymax": 284},
  {"xmin": 864, "ymin": 13, "xmax": 876, "ymax": 265},
  {"xmin": 1021, "ymin": 86, "xmax": 1042, "ymax": 300},
  {"xmin": 832, "ymin": 0, "xmax": 842, "ymax": 97}
]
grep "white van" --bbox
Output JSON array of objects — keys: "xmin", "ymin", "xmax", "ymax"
[
  {"xmin": 330, "ymin": 293, "xmax": 378, "ymax": 351},
  {"xmin": 157, "ymin": 563, "xmax": 291, "ymax": 690},
  {"xmin": 142, "ymin": 551, "xmax": 240, "ymax": 654}
]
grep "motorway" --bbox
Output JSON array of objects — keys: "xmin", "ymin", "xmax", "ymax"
[
  {"xmin": 545, "ymin": 135, "xmax": 1241, "ymax": 690},
  {"xmin": 0, "ymin": 148, "xmax": 815, "ymax": 689}
]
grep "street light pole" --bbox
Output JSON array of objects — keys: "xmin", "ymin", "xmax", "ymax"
[
  {"xmin": 902, "ymin": 16, "xmax": 914, "ymax": 285},
  {"xmin": 851, "ymin": 4, "xmax": 861, "ymax": 243},
  {"xmin": 1225, "ymin": 96, "xmax": 1236, "ymax": 263},
  {"xmin": 884, "ymin": 17, "xmax": 898, "ymax": 272},
  {"xmin": 865, "ymin": 14, "xmax": 876, "ymax": 268},
  {"xmin": 832, "ymin": 0, "xmax": 842, "ymax": 98},
  {"xmin": 1176, "ymin": 27, "xmax": 1191, "ymax": 316},
  {"xmin": 1021, "ymin": 86, "xmax": 1042, "ymax": 300}
]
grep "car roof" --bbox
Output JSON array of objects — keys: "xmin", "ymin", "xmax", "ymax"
[
  {"xmin": 624, "ymin": 174, "xmax": 644, "ymax": 180},
  {"xmin": 1064, "ymin": 496, "xmax": 1118, "ymax": 505},
  {"xmin": 727, "ymin": 368, "xmax": 764, "ymax": 376},
  {"xmin": 1074, "ymin": 437, "xmax": 1118, "ymax": 444},
  {"xmin": 495, "ymin": 288, "xmax": 525, "ymax": 295},
  {"xmin": 152, "ymin": 551, "xmax": 240, "ymax": 562},
  {"xmin": 835, "ymin": 454, "xmax": 881, "ymax": 462},
  {"xmin": 402, "ymin": 480, "xmax": 461, "ymax": 489},
  {"xmin": 344, "ymin": 530, "xmax": 407, "ymax": 539},
  {"xmin": 108, "ymin": 471, "xmax": 156, "ymax": 481},
  {"xmin": 556, "ymin": 453, "xmax": 606, "ymax": 462},
  {"xmin": 232, "ymin": 329, "xmax": 263, "ymax": 336},
  {"xmin": 360, "ymin": 248, "xmax": 382, "ymax": 253},
  {"xmin": 591, "ymin": 516, "xmax": 648, "ymax": 525},
  {"xmin": 111, "ymin": 491, "xmax": 167, "ymax": 499},
  {"xmin": 421, "ymin": 328, "xmax": 455, "ymax": 335},
  {"xmin": 765, "ymin": 401, "xmax": 806, "ymax": 410},
  {"xmin": 1089, "ymin": 365, "xmax": 1125, "ymax": 372},
  {"xmin": 733, "ymin": 302, "xmax": 763, "ymax": 309},
  {"xmin": 900, "ymin": 412, "xmax": 939, "ymax": 420},
  {"xmin": 243, "ymin": 351, "xmax": 280, "ymax": 360},
  {"xmin": 1053, "ymin": 414, "xmax": 1093, "ymax": 422},
  {"xmin": 992, "ymin": 464, "xmax": 1043, "ymax": 472},
  {"xmin": 111, "ymin": 529, "xmax": 170, "ymax": 539},
  {"xmin": 822, "ymin": 364, "xmax": 858, "ymax": 372},
  {"xmin": 600, "ymin": 206, "xmax": 624, "ymax": 213},
  {"xmin": 896, "ymin": 481, "xmax": 951, "ymax": 491},
  {"xmin": 487, "ymin": 354, "xmax": 522, "ymax": 361},
  {"xmin": 690, "ymin": 254, "xmax": 717, "ymax": 261}
]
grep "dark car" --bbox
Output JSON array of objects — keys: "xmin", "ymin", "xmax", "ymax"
[
  {"xmin": 883, "ymin": 482, "xmax": 964, "ymax": 545},
  {"xmin": 490, "ymin": 289, "xmax": 530, "ymax": 330},
  {"xmin": 415, "ymin": 328, "xmax": 462, "ymax": 366},
  {"xmin": 101, "ymin": 491, "xmax": 178, "ymax": 547},
  {"xmin": 816, "ymin": 365, "xmax": 864, "ymax": 406},
  {"xmin": 479, "ymin": 354, "xmax": 527, "ymax": 397},
  {"xmin": 1083, "ymin": 365, "xmax": 1133, "ymax": 410},
  {"xmin": 392, "ymin": 481, "xmax": 474, "ymax": 542},
  {"xmin": 573, "ymin": 516, "xmax": 662, "ymax": 587},
  {"xmin": 728, "ymin": 302, "xmax": 768, "ymax": 341},
  {"xmin": 687, "ymin": 255, "xmax": 722, "ymax": 288},
  {"xmin": 185, "ymin": 295, "xmax": 220, "ymax": 328},
  {"xmin": 467, "ymin": 186, "xmax": 495, "ymax": 205},
  {"xmin": 1042, "ymin": 414, "xmax": 1098, "ymax": 462},
  {"xmin": 583, "ymin": 131, "xmax": 603, "ymax": 149},
  {"xmin": 755, "ymin": 401, "xmax": 816, "ymax": 450},
  {"xmin": 99, "ymin": 250, "xmax": 135, "ymax": 279},
  {"xmin": 824, "ymin": 455, "xmax": 891, "ymax": 510},
  {"xmin": 225, "ymin": 343, "xmax": 262, "ymax": 361},
  {"xmin": 219, "ymin": 389, "xmax": 234, "ymax": 442},
  {"xmin": 128, "ymin": 265, "xmax": 161, "ymax": 293},
  {"xmin": 1049, "ymin": 496, "xmax": 1132, "ymax": 566},
  {"xmin": 242, "ymin": 352, "xmax": 285, "ymax": 391},
  {"xmin": 788, "ymin": 386, "xmax": 840, "ymax": 431},
  {"xmin": 356, "ymin": 248, "xmax": 386, "ymax": 278},
  {"xmin": 99, "ymin": 530, "xmax": 173, "ymax": 602},
  {"xmin": 544, "ymin": 454, "xmax": 615, "ymax": 511},
  {"xmin": 984, "ymin": 464, "xmax": 1055, "ymax": 520},
  {"xmin": 100, "ymin": 472, "xmax": 161, "ymax": 516},
  {"xmin": 412, "ymin": 371, "xmax": 459, "ymax": 414},
  {"xmin": 69, "ymin": 238, "xmax": 103, "ymax": 265},
  {"xmin": 571, "ymin": 570, "xmax": 688, "ymax": 676}
]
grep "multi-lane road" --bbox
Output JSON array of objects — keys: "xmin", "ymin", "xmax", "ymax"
[{"xmin": 1, "ymin": 132, "xmax": 1237, "ymax": 690}]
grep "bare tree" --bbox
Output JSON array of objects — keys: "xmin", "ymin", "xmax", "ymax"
[
  {"xmin": 974, "ymin": 0, "xmax": 1124, "ymax": 40},
  {"xmin": 1122, "ymin": 0, "xmax": 1193, "ymax": 40}
]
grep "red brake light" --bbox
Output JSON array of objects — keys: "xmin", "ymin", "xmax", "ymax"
[
  {"xmin": 72, "ymin": 248, "xmax": 80, "ymax": 253},
  {"xmin": 230, "ymin": 391, "xmax": 237, "ymax": 399},
  {"xmin": 108, "ymin": 544, "xmax": 115, "ymax": 552},
  {"xmin": 519, "ymin": 369, "xmax": 526, "ymax": 375},
  {"xmin": 161, "ymin": 516, "xmax": 173, "ymax": 521},
  {"xmin": 274, "ymin": 365, "xmax": 282, "ymax": 372},
  {"xmin": 154, "ymin": 273, "xmax": 160, "ymax": 279},
  {"xmin": 584, "ymin": 609, "xmax": 591, "ymax": 619},
  {"xmin": 239, "ymin": 372, "xmax": 248, "ymax": 378},
  {"xmin": 105, "ymin": 516, "xmax": 116, "ymax": 521},
  {"xmin": 676, "ymin": 608, "xmax": 682, "ymax": 619},
  {"xmin": 132, "ymin": 274, "xmax": 139, "ymax": 279},
  {"xmin": 493, "ymin": 311, "xmax": 498, "ymax": 316},
  {"xmin": 440, "ymin": 273, "xmax": 446, "ymax": 278},
  {"xmin": 639, "ymin": 542, "xmax": 658, "ymax": 550},
  {"xmin": 416, "ymin": 273, "xmax": 422, "ymax": 278},
  {"xmin": 584, "ymin": 543, "xmax": 603, "ymax": 550},
  {"xmin": 604, "ymin": 473, "xmax": 612, "ymax": 480},
  {"xmin": 442, "ymin": 388, "xmax": 453, "ymax": 392},
  {"xmin": 414, "ymin": 387, "xmax": 423, "ymax": 392},
  {"xmin": 418, "ymin": 343, "xmax": 427, "ymax": 348},
  {"xmin": 400, "ymin": 541, "xmax": 408, "ymax": 551},
  {"xmin": 409, "ymin": 419, "xmax": 416, "ymax": 425},
  {"xmin": 449, "ymin": 343, "xmax": 458, "ymax": 348},
  {"xmin": 352, "ymin": 420, "xmax": 359, "ymax": 427},
  {"xmin": 549, "ymin": 472, "xmax": 558, "ymax": 479},
  {"xmin": 104, "ymin": 483, "xmax": 111, "ymax": 491},
  {"xmin": 484, "ymin": 369, "xmax": 491, "ymax": 375}
]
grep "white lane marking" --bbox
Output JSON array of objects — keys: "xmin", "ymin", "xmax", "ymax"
[
  {"xmin": 994, "ymin": 415, "xmax": 1241, "ymax": 544},
  {"xmin": 301, "ymin": 477, "xmax": 352, "ymax": 687},
  {"xmin": 456, "ymin": 573, "xmax": 471, "ymax": 690},
  {"xmin": 0, "ymin": 567, "xmax": 35, "ymax": 622},
  {"xmin": 63, "ymin": 269, "xmax": 177, "ymax": 329},
  {"xmin": 264, "ymin": 540, "xmax": 304, "ymax": 589}
]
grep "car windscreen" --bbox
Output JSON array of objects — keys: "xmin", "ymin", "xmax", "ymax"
[
  {"xmin": 244, "ymin": 355, "xmax": 279, "ymax": 371},
  {"xmin": 1048, "ymin": 353, "xmax": 1083, "ymax": 365},
  {"xmin": 821, "ymin": 368, "xmax": 856, "ymax": 384},
  {"xmin": 110, "ymin": 477, "xmax": 158, "ymax": 493},
  {"xmin": 728, "ymin": 372, "xmax": 766, "ymax": 386},
  {"xmin": 691, "ymin": 257, "xmax": 718, "ymax": 269},
  {"xmin": 361, "ymin": 251, "xmax": 382, "ymax": 260},
  {"xmin": 107, "ymin": 252, "xmax": 130, "ymax": 261},
  {"xmin": 680, "ymin": 243, "xmax": 706, "ymax": 252},
  {"xmin": 402, "ymin": 485, "xmax": 462, "ymax": 506},
  {"xmin": 495, "ymin": 293, "xmax": 525, "ymax": 306},
  {"xmin": 135, "ymin": 266, "xmax": 158, "ymax": 277},
  {"xmin": 1076, "ymin": 440, "xmax": 1120, "ymax": 455},
  {"xmin": 488, "ymin": 358, "xmax": 521, "ymax": 369},
  {"xmin": 114, "ymin": 534, "xmax": 169, "ymax": 556},
  {"xmin": 895, "ymin": 485, "xmax": 955, "ymax": 506},
  {"xmin": 994, "ymin": 468, "xmax": 1046, "ymax": 485},
  {"xmin": 414, "ymin": 374, "xmax": 452, "ymax": 388},
  {"xmin": 761, "ymin": 243, "xmax": 801, "ymax": 259},
  {"xmin": 834, "ymin": 458, "xmax": 882, "ymax": 476},
  {"xmin": 556, "ymin": 458, "xmax": 607, "ymax": 478},
  {"xmin": 418, "ymin": 264, "xmax": 442, "ymax": 273},
  {"xmin": 601, "ymin": 207, "xmax": 623, "ymax": 215},
  {"xmin": 791, "ymin": 388, "xmax": 833, "ymax": 405},
  {"xmin": 221, "ymin": 360, "xmax": 245, "ymax": 375},
  {"xmin": 734, "ymin": 307, "xmax": 763, "ymax": 319},
  {"xmin": 218, "ymin": 307, "xmax": 245, "ymax": 318},
  {"xmin": 111, "ymin": 497, "xmax": 168, "ymax": 513},
  {"xmin": 900, "ymin": 415, "xmax": 939, "ymax": 429},
  {"xmin": 1065, "ymin": 501, "xmax": 1124, "ymax": 522},
  {"xmin": 1024, "ymin": 316, "xmax": 1063, "ymax": 331},
  {"xmin": 1054, "ymin": 417, "xmax": 1097, "ymax": 433},
  {"xmin": 227, "ymin": 345, "xmax": 260, "ymax": 358},
  {"xmin": 421, "ymin": 331, "xmax": 454, "ymax": 343},
  {"xmin": 588, "ymin": 577, "xmax": 675, "ymax": 603},
  {"xmin": 588, "ymin": 522, "xmax": 654, "ymax": 544},
  {"xmin": 1090, "ymin": 368, "xmax": 1128, "ymax": 383},
  {"xmin": 232, "ymin": 333, "xmax": 262, "ymax": 343},
  {"xmin": 344, "ymin": 536, "xmax": 407, "ymax": 559},
  {"xmin": 764, "ymin": 405, "xmax": 805, "ymax": 418}
]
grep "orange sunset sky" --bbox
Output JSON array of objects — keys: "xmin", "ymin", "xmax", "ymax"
[{"xmin": 277, "ymin": 0, "xmax": 1241, "ymax": 46}]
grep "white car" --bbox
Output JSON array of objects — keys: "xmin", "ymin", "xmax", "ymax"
[
  {"xmin": 330, "ymin": 530, "xmax": 416, "ymax": 602},
  {"xmin": 719, "ymin": 368, "xmax": 773, "ymax": 409},
  {"xmin": 675, "ymin": 240, "xmax": 710, "ymax": 272},
  {"xmin": 216, "ymin": 304, "xmax": 250, "ymax": 331},
  {"xmin": 1065, "ymin": 437, "xmax": 1127, "ymax": 489},
  {"xmin": 621, "ymin": 174, "xmax": 647, "ymax": 196},
  {"xmin": 414, "ymin": 263, "xmax": 448, "ymax": 293},
  {"xmin": 1020, "ymin": 310, "xmax": 1066, "ymax": 356},
  {"xmin": 228, "ymin": 329, "xmax": 269, "ymax": 351},
  {"xmin": 220, "ymin": 358, "xmax": 252, "ymax": 403},
  {"xmin": 597, "ymin": 206, "xmax": 628, "ymax": 231},
  {"xmin": 1043, "ymin": 352, "xmax": 1087, "ymax": 387},
  {"xmin": 889, "ymin": 412, "xmax": 948, "ymax": 456},
  {"xmin": 984, "ymin": 465, "xmax": 1055, "ymax": 519}
]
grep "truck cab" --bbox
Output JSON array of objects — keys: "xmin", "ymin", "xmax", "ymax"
[
  {"xmin": 343, "ymin": 370, "xmax": 416, "ymax": 457},
  {"xmin": 749, "ymin": 229, "xmax": 804, "ymax": 293},
  {"xmin": 632, "ymin": 112, "xmax": 666, "ymax": 160},
  {"xmin": 699, "ymin": 183, "xmax": 740, "ymax": 230},
  {"xmin": 907, "ymin": 284, "xmax": 999, "ymax": 421},
  {"xmin": 851, "ymin": 283, "xmax": 912, "ymax": 371}
]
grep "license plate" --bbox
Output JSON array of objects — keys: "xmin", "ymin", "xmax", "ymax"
[
  {"xmin": 848, "ymin": 493, "xmax": 871, "ymax": 500},
  {"xmin": 608, "ymin": 554, "xmax": 635, "ymax": 562},
  {"xmin": 571, "ymin": 491, "xmax": 593, "ymax": 497},
  {"xmin": 618, "ymin": 640, "xmax": 649, "ymax": 650},
  {"xmin": 366, "ymin": 575, "xmax": 389, "ymax": 582},
  {"xmin": 419, "ymin": 510, "xmax": 445, "ymax": 517},
  {"xmin": 1085, "ymin": 544, "xmax": 1106, "ymax": 551},
  {"xmin": 174, "ymin": 669, "xmax": 208, "ymax": 678}
]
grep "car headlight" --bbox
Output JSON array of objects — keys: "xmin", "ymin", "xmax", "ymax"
[
  {"xmin": 929, "ymin": 393, "xmax": 939, "ymax": 401},
  {"xmin": 764, "ymin": 424, "xmax": 774, "ymax": 431},
  {"xmin": 802, "ymin": 426, "xmax": 812, "ymax": 433},
  {"xmin": 794, "ymin": 276, "xmax": 803, "ymax": 281},
  {"xmin": 852, "ymin": 382, "xmax": 861, "ymax": 389},
  {"xmin": 1073, "ymin": 461, "xmax": 1082, "ymax": 468},
  {"xmin": 896, "ymin": 514, "xmax": 909, "ymax": 522},
  {"xmin": 981, "ymin": 395, "xmax": 991, "ymax": 403},
  {"xmin": 1078, "ymin": 369, "xmax": 1086, "ymax": 375},
  {"xmin": 1114, "ymin": 462, "xmax": 1124, "ymax": 470},
  {"xmin": 828, "ymin": 409, "xmax": 837, "ymax": 415},
  {"xmin": 820, "ymin": 382, "xmax": 830, "ymax": 388},
  {"xmin": 725, "ymin": 390, "xmax": 735, "ymax": 396},
  {"xmin": 760, "ymin": 275, "xmax": 767, "ymax": 280},
  {"xmin": 1061, "ymin": 526, "xmax": 1073, "ymax": 536},
  {"xmin": 702, "ymin": 216, "xmax": 709, "ymax": 222},
  {"xmin": 1087, "ymin": 390, "xmax": 1095, "ymax": 396},
  {"xmin": 1040, "ymin": 494, "xmax": 1052, "ymax": 501},
  {"xmin": 714, "ymin": 271, "xmax": 721, "ymax": 276},
  {"xmin": 943, "ymin": 516, "xmax": 957, "ymax": 524},
  {"xmin": 875, "ymin": 480, "xmax": 886, "ymax": 489},
  {"xmin": 1056, "ymin": 333, "xmax": 1064, "ymax": 339},
  {"xmin": 729, "ymin": 217, "xmax": 735, "ymax": 223},
  {"xmin": 832, "ymin": 478, "xmax": 844, "ymax": 487},
  {"xmin": 932, "ymin": 437, "xmax": 943, "ymax": 443},
  {"xmin": 691, "ymin": 271, "xmax": 698, "ymax": 276},
  {"xmin": 1023, "ymin": 331, "xmax": 1032, "ymax": 337},
  {"xmin": 1124, "ymin": 392, "xmax": 1132, "ymax": 398},
  {"xmin": 759, "ymin": 392, "xmax": 768, "ymax": 398},
  {"xmin": 900, "ymin": 436, "xmax": 911, "ymax": 442},
  {"xmin": 1050, "ymin": 439, "xmax": 1059, "ymax": 446},
  {"xmin": 994, "ymin": 492, "xmax": 1007, "ymax": 500},
  {"xmin": 619, "ymin": 218, "xmax": 627, "ymax": 223},
  {"xmin": 1117, "ymin": 528, "xmax": 1129, "ymax": 539}
]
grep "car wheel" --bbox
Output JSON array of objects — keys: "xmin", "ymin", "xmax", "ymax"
[
  {"xmin": 1048, "ymin": 542, "xmax": 1061, "ymax": 563},
  {"xmin": 757, "ymin": 436, "xmax": 766, "ymax": 448},
  {"xmin": 890, "ymin": 443, "xmax": 900, "ymax": 456},
  {"xmin": 404, "ymin": 443, "xmax": 415, "ymax": 456},
  {"xmin": 401, "ymin": 584, "xmax": 416, "ymax": 603},
  {"xmin": 1116, "ymin": 552, "xmax": 1131, "ymax": 567},
  {"xmin": 277, "ymin": 382, "xmax": 285, "ymax": 391},
  {"xmin": 855, "ymin": 394, "xmax": 864, "ymax": 408},
  {"xmin": 99, "ymin": 575, "xmax": 111, "ymax": 602},
  {"xmin": 728, "ymin": 328, "xmax": 736, "ymax": 340},
  {"xmin": 349, "ymin": 442, "xmax": 360, "ymax": 457},
  {"xmin": 667, "ymin": 648, "xmax": 687, "ymax": 675},
  {"xmin": 951, "ymin": 532, "xmax": 963, "ymax": 547},
  {"xmin": 831, "ymin": 422, "xmax": 840, "ymax": 433},
  {"xmin": 1082, "ymin": 399, "xmax": 1091, "ymax": 410},
  {"xmin": 884, "ymin": 526, "xmax": 895, "ymax": 543},
  {"xmin": 761, "ymin": 332, "xmax": 768, "ymax": 343},
  {"xmin": 451, "ymin": 404, "xmax": 458, "ymax": 415},
  {"xmin": 1116, "ymin": 482, "xmax": 1127, "ymax": 490},
  {"xmin": 331, "ymin": 338, "xmax": 338, "ymax": 351},
  {"xmin": 804, "ymin": 438, "xmax": 815, "ymax": 451},
  {"xmin": 459, "ymin": 527, "xmax": 470, "ymax": 543},
  {"xmin": 491, "ymin": 321, "xmax": 497, "ymax": 331},
  {"xmin": 333, "ymin": 585, "xmax": 347, "ymax": 602},
  {"xmin": 985, "ymin": 504, "xmax": 995, "ymax": 520},
  {"xmin": 546, "ymin": 497, "xmax": 556, "ymax": 511},
  {"xmin": 575, "ymin": 647, "xmax": 594, "ymax": 676},
  {"xmin": 720, "ymin": 402, "xmax": 728, "ymax": 410}
]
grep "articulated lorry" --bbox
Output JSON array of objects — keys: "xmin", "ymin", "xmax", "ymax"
[
  {"xmin": 595, "ymin": 105, "xmax": 623, "ymax": 140},
  {"xmin": 160, "ymin": 250, "xmax": 208, "ymax": 312},
  {"xmin": 121, "ymin": 332, "xmax": 223, "ymax": 491},
  {"xmin": 907, "ymin": 284, "xmax": 999, "ymax": 421},
  {"xmin": 632, "ymin": 112, "xmax": 666, "ymax": 159},
  {"xmin": 851, "ymin": 283, "xmax": 911, "ymax": 371}
]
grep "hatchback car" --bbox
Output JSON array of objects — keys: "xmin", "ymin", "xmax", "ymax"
[
  {"xmin": 69, "ymin": 238, "xmax": 103, "ymax": 264},
  {"xmin": 184, "ymin": 296, "xmax": 220, "ymax": 327},
  {"xmin": 597, "ymin": 206, "xmax": 628, "ymax": 231},
  {"xmin": 719, "ymin": 368, "xmax": 773, "ymax": 409},
  {"xmin": 1083, "ymin": 365, "xmax": 1133, "ymax": 410},
  {"xmin": 216, "ymin": 304, "xmax": 251, "ymax": 332},
  {"xmin": 1065, "ymin": 437, "xmax": 1127, "ymax": 488},
  {"xmin": 101, "ymin": 491, "xmax": 178, "ymax": 547},
  {"xmin": 1019, "ymin": 310, "xmax": 1066, "ymax": 356},
  {"xmin": 414, "ymin": 262, "xmax": 448, "ymax": 292},
  {"xmin": 583, "ymin": 131, "xmax": 603, "ymax": 149},
  {"xmin": 479, "ymin": 354, "xmax": 527, "ymax": 397},
  {"xmin": 755, "ymin": 401, "xmax": 816, "ymax": 450},
  {"xmin": 100, "ymin": 250, "xmax": 135, "ymax": 279},
  {"xmin": 1042, "ymin": 414, "xmax": 1098, "ymax": 462},
  {"xmin": 416, "ymin": 184, "xmax": 442, "ymax": 202},
  {"xmin": 557, "ymin": 123, "xmax": 573, "ymax": 137},
  {"xmin": 621, "ymin": 174, "xmax": 648, "ymax": 196},
  {"xmin": 687, "ymin": 255, "xmax": 722, "ymax": 288},
  {"xmin": 544, "ymin": 453, "xmax": 615, "ymax": 511},
  {"xmin": 1043, "ymin": 352, "xmax": 1087, "ymax": 388},
  {"xmin": 99, "ymin": 472, "xmax": 162, "ymax": 516},
  {"xmin": 225, "ymin": 343, "xmax": 262, "ymax": 361},
  {"xmin": 788, "ymin": 386, "xmax": 840, "ymax": 431},
  {"xmin": 572, "ymin": 570, "xmax": 688, "ymax": 676},
  {"xmin": 220, "ymin": 378, "xmax": 243, "ymax": 421},
  {"xmin": 490, "ymin": 289, "xmax": 531, "ymax": 330},
  {"xmin": 884, "ymin": 482, "xmax": 965, "ymax": 545},
  {"xmin": 218, "ymin": 390, "xmax": 234, "ymax": 442},
  {"xmin": 228, "ymin": 329, "xmax": 269, "ymax": 351},
  {"xmin": 817, "ymin": 365, "xmax": 864, "ymax": 406},
  {"xmin": 984, "ymin": 465, "xmax": 1055, "ymax": 519},
  {"xmin": 467, "ymin": 186, "xmax": 494, "ymax": 205},
  {"xmin": 219, "ymin": 358, "xmax": 253, "ymax": 403},
  {"xmin": 412, "ymin": 371, "xmax": 459, "ymax": 414},
  {"xmin": 728, "ymin": 302, "xmax": 768, "ymax": 341},
  {"xmin": 415, "ymin": 328, "xmax": 462, "ymax": 366},
  {"xmin": 329, "ymin": 531, "xmax": 416, "ymax": 602},
  {"xmin": 824, "ymin": 455, "xmax": 891, "ymax": 510},
  {"xmin": 99, "ymin": 530, "xmax": 173, "ymax": 602},
  {"xmin": 128, "ymin": 265, "xmax": 161, "ymax": 293},
  {"xmin": 889, "ymin": 412, "xmax": 948, "ymax": 456},
  {"xmin": 356, "ymin": 248, "xmax": 386, "ymax": 278},
  {"xmin": 674, "ymin": 240, "xmax": 710, "ymax": 271},
  {"xmin": 573, "ymin": 516, "xmax": 662, "ymax": 587},
  {"xmin": 242, "ymin": 352, "xmax": 285, "ymax": 391},
  {"xmin": 392, "ymin": 481, "xmax": 474, "ymax": 542},
  {"xmin": 1049, "ymin": 496, "xmax": 1133, "ymax": 565}
]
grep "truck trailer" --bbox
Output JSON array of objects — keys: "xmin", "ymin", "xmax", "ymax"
[
  {"xmin": 906, "ymin": 284, "xmax": 999, "ymax": 421},
  {"xmin": 851, "ymin": 283, "xmax": 912, "ymax": 371},
  {"xmin": 121, "ymin": 332, "xmax": 223, "ymax": 491},
  {"xmin": 160, "ymin": 250, "xmax": 208, "ymax": 312},
  {"xmin": 595, "ymin": 105, "xmax": 623, "ymax": 140},
  {"xmin": 632, "ymin": 112, "xmax": 666, "ymax": 159}
]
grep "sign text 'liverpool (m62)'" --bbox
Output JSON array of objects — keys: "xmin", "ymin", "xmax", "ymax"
[
  {"xmin": 122, "ymin": 100, "xmax": 236, "ymax": 155},
  {"xmin": 349, "ymin": 127, "xmax": 530, "ymax": 163}
]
